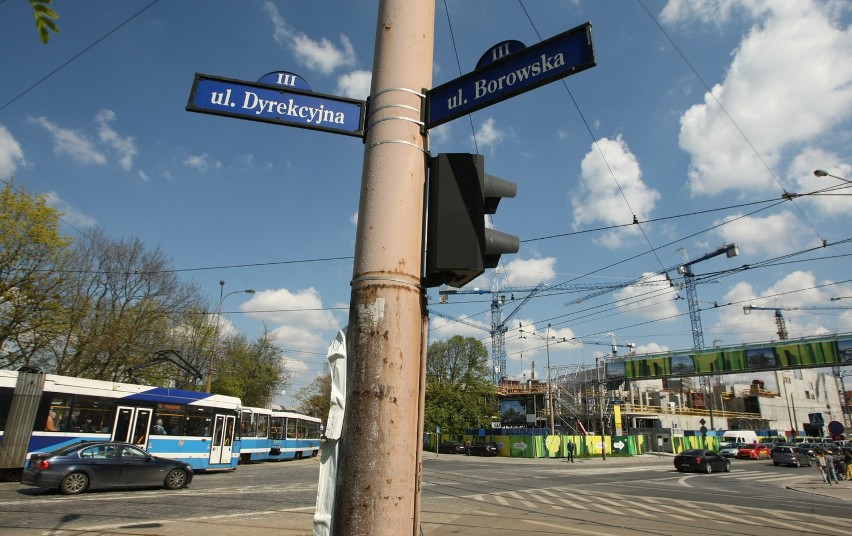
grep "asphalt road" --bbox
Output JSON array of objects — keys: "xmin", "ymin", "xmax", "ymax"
[{"xmin": 0, "ymin": 455, "xmax": 848, "ymax": 535}]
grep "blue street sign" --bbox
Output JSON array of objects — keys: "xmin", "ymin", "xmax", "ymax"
[
  {"xmin": 257, "ymin": 71, "xmax": 312, "ymax": 91},
  {"xmin": 426, "ymin": 22, "xmax": 595, "ymax": 129},
  {"xmin": 186, "ymin": 73, "xmax": 366, "ymax": 137}
]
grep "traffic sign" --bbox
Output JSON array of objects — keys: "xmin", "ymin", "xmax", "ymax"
[
  {"xmin": 186, "ymin": 73, "xmax": 366, "ymax": 137},
  {"xmin": 426, "ymin": 22, "xmax": 595, "ymax": 129}
]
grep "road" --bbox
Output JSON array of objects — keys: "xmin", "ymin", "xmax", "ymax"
[{"xmin": 0, "ymin": 454, "xmax": 847, "ymax": 535}]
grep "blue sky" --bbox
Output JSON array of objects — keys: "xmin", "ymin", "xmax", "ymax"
[{"xmin": 1, "ymin": 1, "xmax": 850, "ymax": 408}]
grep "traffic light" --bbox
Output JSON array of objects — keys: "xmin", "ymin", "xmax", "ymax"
[{"xmin": 424, "ymin": 153, "xmax": 519, "ymax": 288}]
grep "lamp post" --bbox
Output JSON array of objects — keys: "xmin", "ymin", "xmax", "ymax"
[
  {"xmin": 596, "ymin": 355, "xmax": 607, "ymax": 461},
  {"xmin": 518, "ymin": 323, "xmax": 556, "ymax": 435},
  {"xmin": 814, "ymin": 169, "xmax": 852, "ymax": 184},
  {"xmin": 206, "ymin": 280, "xmax": 256, "ymax": 393}
]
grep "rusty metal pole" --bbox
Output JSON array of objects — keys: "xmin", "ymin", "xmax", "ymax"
[{"xmin": 332, "ymin": 1, "xmax": 434, "ymax": 534}]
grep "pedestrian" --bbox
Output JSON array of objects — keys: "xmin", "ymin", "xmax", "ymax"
[
  {"xmin": 815, "ymin": 451, "xmax": 830, "ymax": 484},
  {"xmin": 824, "ymin": 451, "xmax": 840, "ymax": 484},
  {"xmin": 465, "ymin": 439, "xmax": 472, "ymax": 456},
  {"xmin": 567, "ymin": 439, "xmax": 575, "ymax": 463},
  {"xmin": 844, "ymin": 450, "xmax": 852, "ymax": 481}
]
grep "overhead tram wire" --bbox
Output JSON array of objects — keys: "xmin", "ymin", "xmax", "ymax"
[
  {"xmin": 0, "ymin": 1, "xmax": 161, "ymax": 113},
  {"xmin": 635, "ymin": 0, "xmax": 827, "ymax": 248},
  {"xmin": 517, "ymin": 0, "xmax": 667, "ymax": 274},
  {"xmin": 441, "ymin": 0, "xmax": 479, "ymax": 154}
]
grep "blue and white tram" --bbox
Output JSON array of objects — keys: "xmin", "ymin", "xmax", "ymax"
[
  {"xmin": 0, "ymin": 369, "xmax": 241, "ymax": 472},
  {"xmin": 268, "ymin": 410, "xmax": 321, "ymax": 461},
  {"xmin": 237, "ymin": 406, "xmax": 272, "ymax": 463}
]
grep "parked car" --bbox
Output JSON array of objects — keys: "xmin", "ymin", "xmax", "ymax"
[
  {"xmin": 735, "ymin": 443, "xmax": 771, "ymax": 460},
  {"xmin": 770, "ymin": 445, "xmax": 811, "ymax": 467},
  {"xmin": 21, "ymin": 441, "xmax": 192, "ymax": 495},
  {"xmin": 797, "ymin": 443, "xmax": 819, "ymax": 458},
  {"xmin": 674, "ymin": 449, "xmax": 731, "ymax": 473},
  {"xmin": 438, "ymin": 441, "xmax": 465, "ymax": 454},
  {"xmin": 469, "ymin": 441, "xmax": 499, "ymax": 456},
  {"xmin": 719, "ymin": 442, "xmax": 744, "ymax": 458}
]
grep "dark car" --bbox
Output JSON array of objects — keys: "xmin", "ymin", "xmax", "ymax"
[
  {"xmin": 21, "ymin": 441, "xmax": 193, "ymax": 495},
  {"xmin": 469, "ymin": 441, "xmax": 499, "ymax": 456},
  {"xmin": 797, "ymin": 443, "xmax": 819, "ymax": 458},
  {"xmin": 770, "ymin": 445, "xmax": 811, "ymax": 467},
  {"xmin": 438, "ymin": 441, "xmax": 465, "ymax": 454},
  {"xmin": 673, "ymin": 449, "xmax": 731, "ymax": 473}
]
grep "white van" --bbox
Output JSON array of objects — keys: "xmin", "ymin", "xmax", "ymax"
[{"xmin": 721, "ymin": 431, "xmax": 758, "ymax": 445}]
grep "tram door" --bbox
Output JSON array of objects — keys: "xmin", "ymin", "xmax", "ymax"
[
  {"xmin": 112, "ymin": 406, "xmax": 153, "ymax": 447},
  {"xmin": 209, "ymin": 413, "xmax": 236, "ymax": 466}
]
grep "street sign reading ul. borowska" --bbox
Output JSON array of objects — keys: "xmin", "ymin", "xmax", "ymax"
[{"xmin": 426, "ymin": 22, "xmax": 595, "ymax": 129}]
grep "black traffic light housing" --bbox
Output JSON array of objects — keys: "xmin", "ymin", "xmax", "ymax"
[{"xmin": 424, "ymin": 153, "xmax": 519, "ymax": 288}]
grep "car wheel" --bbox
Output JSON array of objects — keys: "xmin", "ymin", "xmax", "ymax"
[
  {"xmin": 164, "ymin": 469, "xmax": 188, "ymax": 490},
  {"xmin": 60, "ymin": 472, "xmax": 89, "ymax": 495},
  {"xmin": 794, "ymin": 459, "xmax": 801, "ymax": 468},
  {"xmin": 724, "ymin": 462, "xmax": 731, "ymax": 472},
  {"xmin": 704, "ymin": 462, "xmax": 713, "ymax": 474},
  {"xmin": 773, "ymin": 461, "xmax": 779, "ymax": 466}
]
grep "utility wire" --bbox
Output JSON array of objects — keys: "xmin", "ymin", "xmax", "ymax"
[{"xmin": 0, "ymin": 1, "xmax": 161, "ymax": 113}]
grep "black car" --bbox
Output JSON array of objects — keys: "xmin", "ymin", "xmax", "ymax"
[
  {"xmin": 438, "ymin": 441, "xmax": 465, "ymax": 454},
  {"xmin": 21, "ymin": 441, "xmax": 193, "ymax": 495},
  {"xmin": 673, "ymin": 449, "xmax": 731, "ymax": 473},
  {"xmin": 770, "ymin": 445, "xmax": 811, "ymax": 467},
  {"xmin": 469, "ymin": 441, "xmax": 499, "ymax": 456}
]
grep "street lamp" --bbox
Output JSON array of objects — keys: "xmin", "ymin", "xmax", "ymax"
[
  {"xmin": 814, "ymin": 169, "xmax": 852, "ymax": 184},
  {"xmin": 206, "ymin": 280, "xmax": 256, "ymax": 392},
  {"xmin": 518, "ymin": 323, "xmax": 556, "ymax": 436}
]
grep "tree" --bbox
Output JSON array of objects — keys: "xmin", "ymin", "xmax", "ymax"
[
  {"xmin": 294, "ymin": 372, "xmax": 332, "ymax": 419},
  {"xmin": 0, "ymin": 180, "xmax": 71, "ymax": 370},
  {"xmin": 48, "ymin": 229, "xmax": 206, "ymax": 381},
  {"xmin": 424, "ymin": 335, "xmax": 495, "ymax": 435},
  {"xmin": 213, "ymin": 328, "xmax": 292, "ymax": 407}
]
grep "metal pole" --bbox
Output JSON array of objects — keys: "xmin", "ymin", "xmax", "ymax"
[
  {"xmin": 206, "ymin": 280, "xmax": 225, "ymax": 393},
  {"xmin": 547, "ymin": 324, "xmax": 554, "ymax": 436},
  {"xmin": 598, "ymin": 357, "xmax": 607, "ymax": 461},
  {"xmin": 332, "ymin": 1, "xmax": 433, "ymax": 534}
]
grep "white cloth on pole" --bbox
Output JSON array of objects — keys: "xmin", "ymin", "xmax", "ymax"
[{"xmin": 313, "ymin": 328, "xmax": 347, "ymax": 536}]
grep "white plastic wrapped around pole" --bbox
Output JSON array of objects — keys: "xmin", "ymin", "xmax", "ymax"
[{"xmin": 313, "ymin": 328, "xmax": 347, "ymax": 536}]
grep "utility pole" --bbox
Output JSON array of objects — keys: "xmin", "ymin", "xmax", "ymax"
[{"xmin": 332, "ymin": 2, "xmax": 434, "ymax": 535}]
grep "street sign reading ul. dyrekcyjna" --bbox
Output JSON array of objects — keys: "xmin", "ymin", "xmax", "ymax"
[
  {"xmin": 186, "ymin": 73, "xmax": 366, "ymax": 137},
  {"xmin": 426, "ymin": 22, "xmax": 595, "ymax": 129}
]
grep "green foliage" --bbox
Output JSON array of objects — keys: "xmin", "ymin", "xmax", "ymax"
[
  {"xmin": 213, "ymin": 328, "xmax": 291, "ymax": 407},
  {"xmin": 30, "ymin": 0, "xmax": 59, "ymax": 43},
  {"xmin": 0, "ymin": 180, "xmax": 71, "ymax": 369},
  {"xmin": 294, "ymin": 372, "xmax": 332, "ymax": 419},
  {"xmin": 424, "ymin": 335, "xmax": 495, "ymax": 435}
]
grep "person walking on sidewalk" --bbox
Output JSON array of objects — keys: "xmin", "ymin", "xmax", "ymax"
[
  {"xmin": 816, "ymin": 451, "xmax": 830, "ymax": 484},
  {"xmin": 567, "ymin": 440, "xmax": 575, "ymax": 463},
  {"xmin": 844, "ymin": 450, "xmax": 852, "ymax": 481},
  {"xmin": 824, "ymin": 451, "xmax": 840, "ymax": 484}
]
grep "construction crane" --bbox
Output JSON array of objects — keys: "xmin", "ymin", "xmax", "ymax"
[
  {"xmin": 743, "ymin": 304, "xmax": 852, "ymax": 340},
  {"xmin": 568, "ymin": 332, "xmax": 636, "ymax": 357},
  {"xmin": 429, "ymin": 282, "xmax": 541, "ymax": 384}
]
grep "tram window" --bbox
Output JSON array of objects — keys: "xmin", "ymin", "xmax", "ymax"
[
  {"xmin": 69, "ymin": 395, "xmax": 115, "ymax": 433},
  {"xmin": 0, "ymin": 387, "xmax": 13, "ymax": 429},
  {"xmin": 270, "ymin": 417, "xmax": 285, "ymax": 439},
  {"xmin": 256, "ymin": 414, "xmax": 269, "ymax": 438},
  {"xmin": 286, "ymin": 418, "xmax": 297, "ymax": 438},
  {"xmin": 185, "ymin": 407, "xmax": 214, "ymax": 437},
  {"xmin": 154, "ymin": 403, "xmax": 185, "ymax": 435},
  {"xmin": 46, "ymin": 394, "xmax": 72, "ymax": 432},
  {"xmin": 240, "ymin": 412, "xmax": 254, "ymax": 436}
]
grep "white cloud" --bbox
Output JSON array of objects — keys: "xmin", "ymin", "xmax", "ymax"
[
  {"xmin": 244, "ymin": 287, "xmax": 340, "ymax": 331},
  {"xmin": 264, "ymin": 1, "xmax": 356, "ymax": 75},
  {"xmin": 183, "ymin": 153, "xmax": 221, "ymax": 172},
  {"xmin": 501, "ymin": 257, "xmax": 558, "ymax": 287},
  {"xmin": 613, "ymin": 272, "xmax": 681, "ymax": 320},
  {"xmin": 571, "ymin": 135, "xmax": 660, "ymax": 248},
  {"xmin": 336, "ymin": 70, "xmax": 372, "ymax": 100},
  {"xmin": 0, "ymin": 124, "xmax": 25, "ymax": 176},
  {"xmin": 711, "ymin": 210, "xmax": 806, "ymax": 256},
  {"xmin": 28, "ymin": 116, "xmax": 106, "ymax": 166},
  {"xmin": 95, "ymin": 109, "xmax": 137, "ymax": 171},
  {"xmin": 473, "ymin": 117, "xmax": 506, "ymax": 151},
  {"xmin": 675, "ymin": 1, "xmax": 852, "ymax": 196},
  {"xmin": 661, "ymin": 0, "xmax": 760, "ymax": 26},
  {"xmin": 43, "ymin": 191, "xmax": 97, "ymax": 228}
]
